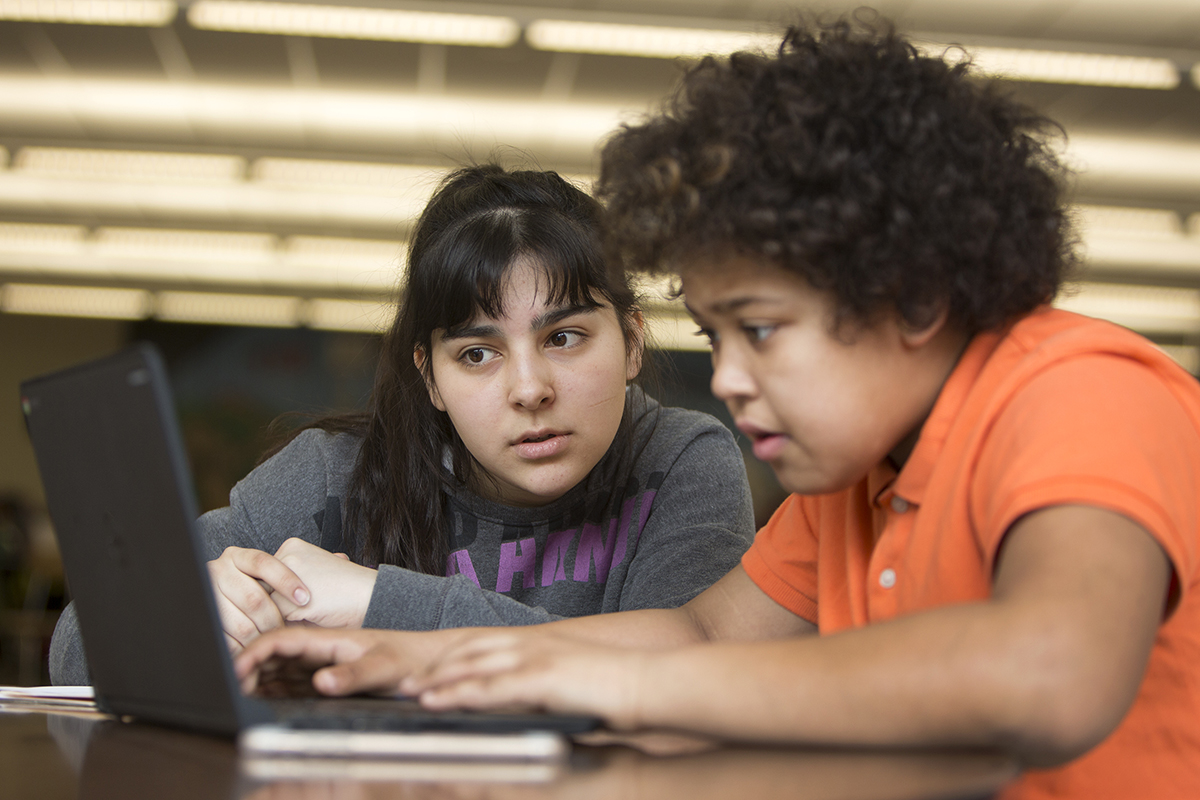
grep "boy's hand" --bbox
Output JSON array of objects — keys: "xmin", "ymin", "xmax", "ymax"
[
  {"xmin": 402, "ymin": 632, "xmax": 648, "ymax": 730},
  {"xmin": 207, "ymin": 546, "xmax": 311, "ymax": 654},
  {"xmin": 235, "ymin": 626, "xmax": 466, "ymax": 697},
  {"xmin": 268, "ymin": 538, "xmax": 377, "ymax": 629}
]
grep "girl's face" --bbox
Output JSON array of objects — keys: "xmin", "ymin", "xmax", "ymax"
[{"xmin": 423, "ymin": 258, "xmax": 641, "ymax": 507}]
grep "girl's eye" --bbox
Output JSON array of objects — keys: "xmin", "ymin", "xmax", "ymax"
[
  {"xmin": 695, "ymin": 328, "xmax": 718, "ymax": 348},
  {"xmin": 547, "ymin": 330, "xmax": 583, "ymax": 349},
  {"xmin": 461, "ymin": 347, "xmax": 497, "ymax": 365}
]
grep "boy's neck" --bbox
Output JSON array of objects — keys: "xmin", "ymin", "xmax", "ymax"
[{"xmin": 887, "ymin": 329, "xmax": 973, "ymax": 472}]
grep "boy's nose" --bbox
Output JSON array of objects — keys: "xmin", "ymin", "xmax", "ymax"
[
  {"xmin": 709, "ymin": 347, "xmax": 756, "ymax": 402},
  {"xmin": 508, "ymin": 356, "xmax": 555, "ymax": 409}
]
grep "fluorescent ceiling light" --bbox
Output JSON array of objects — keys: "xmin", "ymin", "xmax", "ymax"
[
  {"xmin": 0, "ymin": 170, "xmax": 426, "ymax": 231},
  {"xmin": 526, "ymin": 19, "xmax": 778, "ymax": 59},
  {"xmin": 0, "ymin": 0, "xmax": 175, "ymax": 25},
  {"xmin": 95, "ymin": 227, "xmax": 275, "ymax": 262},
  {"xmin": 1074, "ymin": 204, "xmax": 1183, "ymax": 238},
  {"xmin": 0, "ymin": 283, "xmax": 152, "ymax": 320},
  {"xmin": 927, "ymin": 43, "xmax": 1180, "ymax": 89},
  {"xmin": 15, "ymin": 147, "xmax": 245, "ymax": 184},
  {"xmin": 1082, "ymin": 235, "xmax": 1200, "ymax": 277},
  {"xmin": 0, "ymin": 76, "xmax": 627, "ymax": 159},
  {"xmin": 0, "ymin": 222, "xmax": 401, "ymax": 292},
  {"xmin": 1055, "ymin": 282, "xmax": 1200, "ymax": 335},
  {"xmin": 1064, "ymin": 135, "xmax": 1200, "ymax": 195},
  {"xmin": 156, "ymin": 290, "xmax": 300, "ymax": 327},
  {"xmin": 188, "ymin": 0, "xmax": 519, "ymax": 47},
  {"xmin": 306, "ymin": 297, "xmax": 393, "ymax": 332},
  {"xmin": 285, "ymin": 235, "xmax": 401, "ymax": 269},
  {"xmin": 0, "ymin": 221, "xmax": 87, "ymax": 253},
  {"xmin": 252, "ymin": 158, "xmax": 441, "ymax": 195}
]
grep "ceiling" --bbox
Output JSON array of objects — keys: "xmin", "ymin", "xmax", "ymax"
[{"xmin": 0, "ymin": 0, "xmax": 1198, "ymax": 348}]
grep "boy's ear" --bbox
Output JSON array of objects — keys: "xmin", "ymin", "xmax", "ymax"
[
  {"xmin": 899, "ymin": 305, "xmax": 951, "ymax": 349},
  {"xmin": 413, "ymin": 347, "xmax": 446, "ymax": 412},
  {"xmin": 625, "ymin": 311, "xmax": 646, "ymax": 381}
]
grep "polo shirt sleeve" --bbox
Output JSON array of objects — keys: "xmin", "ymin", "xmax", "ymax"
[
  {"xmin": 741, "ymin": 494, "xmax": 821, "ymax": 623},
  {"xmin": 972, "ymin": 353, "xmax": 1200, "ymax": 602}
]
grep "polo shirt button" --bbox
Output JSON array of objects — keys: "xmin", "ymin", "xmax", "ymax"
[
  {"xmin": 890, "ymin": 496, "xmax": 909, "ymax": 514},
  {"xmin": 879, "ymin": 568, "xmax": 897, "ymax": 589}
]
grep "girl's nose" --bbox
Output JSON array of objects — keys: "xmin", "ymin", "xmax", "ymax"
[{"xmin": 508, "ymin": 354, "xmax": 555, "ymax": 409}]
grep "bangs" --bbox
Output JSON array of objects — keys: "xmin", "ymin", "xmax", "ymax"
[{"xmin": 415, "ymin": 207, "xmax": 610, "ymax": 336}]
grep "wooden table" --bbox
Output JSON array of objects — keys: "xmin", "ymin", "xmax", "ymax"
[{"xmin": 0, "ymin": 706, "xmax": 1018, "ymax": 800}]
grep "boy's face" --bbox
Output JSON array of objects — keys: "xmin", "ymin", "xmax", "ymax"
[{"xmin": 681, "ymin": 254, "xmax": 963, "ymax": 495}]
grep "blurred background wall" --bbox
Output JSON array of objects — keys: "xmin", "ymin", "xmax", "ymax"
[{"xmin": 0, "ymin": 0, "xmax": 1198, "ymax": 682}]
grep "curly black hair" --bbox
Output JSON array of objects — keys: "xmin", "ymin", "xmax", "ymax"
[{"xmin": 597, "ymin": 15, "xmax": 1077, "ymax": 334}]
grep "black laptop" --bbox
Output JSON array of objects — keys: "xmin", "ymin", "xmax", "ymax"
[{"xmin": 21, "ymin": 343, "xmax": 598, "ymax": 739}]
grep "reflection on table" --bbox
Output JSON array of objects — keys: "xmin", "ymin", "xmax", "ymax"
[{"xmin": 0, "ymin": 707, "xmax": 1017, "ymax": 800}]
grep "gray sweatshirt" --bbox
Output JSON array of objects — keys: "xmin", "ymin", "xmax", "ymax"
[{"xmin": 50, "ymin": 390, "xmax": 755, "ymax": 684}]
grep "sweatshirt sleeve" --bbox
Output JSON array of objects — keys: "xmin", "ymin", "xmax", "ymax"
[
  {"xmin": 612, "ymin": 420, "xmax": 756, "ymax": 610},
  {"xmin": 363, "ymin": 568, "xmax": 560, "ymax": 630}
]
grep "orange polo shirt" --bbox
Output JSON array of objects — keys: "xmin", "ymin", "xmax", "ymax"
[{"xmin": 743, "ymin": 307, "xmax": 1200, "ymax": 799}]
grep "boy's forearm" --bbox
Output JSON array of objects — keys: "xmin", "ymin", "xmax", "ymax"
[
  {"xmin": 623, "ymin": 506, "xmax": 1168, "ymax": 766},
  {"xmin": 634, "ymin": 602, "xmax": 1082, "ymax": 763},
  {"xmin": 538, "ymin": 605, "xmax": 710, "ymax": 649}
]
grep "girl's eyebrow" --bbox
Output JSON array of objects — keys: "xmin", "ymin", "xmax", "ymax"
[
  {"xmin": 532, "ymin": 303, "xmax": 597, "ymax": 331},
  {"xmin": 440, "ymin": 304, "xmax": 597, "ymax": 343}
]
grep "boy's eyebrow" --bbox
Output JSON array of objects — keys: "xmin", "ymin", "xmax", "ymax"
[
  {"xmin": 440, "ymin": 304, "xmax": 597, "ymax": 343},
  {"xmin": 684, "ymin": 295, "xmax": 778, "ymax": 317}
]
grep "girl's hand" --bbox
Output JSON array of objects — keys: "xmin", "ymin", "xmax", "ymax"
[
  {"xmin": 207, "ymin": 546, "xmax": 311, "ymax": 654},
  {"xmin": 403, "ymin": 632, "xmax": 648, "ymax": 731},
  {"xmin": 269, "ymin": 538, "xmax": 378, "ymax": 629}
]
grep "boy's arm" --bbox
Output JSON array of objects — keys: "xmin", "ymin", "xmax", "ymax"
[
  {"xmin": 406, "ymin": 504, "xmax": 1168, "ymax": 767},
  {"xmin": 233, "ymin": 564, "xmax": 816, "ymax": 694}
]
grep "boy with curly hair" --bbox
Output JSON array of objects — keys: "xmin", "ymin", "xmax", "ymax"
[{"xmin": 237, "ymin": 18, "xmax": 1200, "ymax": 798}]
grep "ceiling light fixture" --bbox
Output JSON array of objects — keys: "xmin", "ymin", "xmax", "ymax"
[
  {"xmin": 920, "ymin": 42, "xmax": 1180, "ymax": 89},
  {"xmin": 525, "ymin": 19, "xmax": 778, "ymax": 59},
  {"xmin": 1055, "ymin": 282, "xmax": 1200, "ymax": 336},
  {"xmin": 306, "ymin": 297, "xmax": 392, "ymax": 332},
  {"xmin": 0, "ymin": 76, "xmax": 627, "ymax": 160},
  {"xmin": 156, "ymin": 290, "xmax": 300, "ymax": 327},
  {"xmin": 15, "ymin": 147, "xmax": 246, "ymax": 184},
  {"xmin": 188, "ymin": 0, "xmax": 520, "ymax": 47},
  {"xmin": 0, "ymin": 283, "xmax": 152, "ymax": 320},
  {"xmin": 1066, "ymin": 135, "xmax": 1200, "ymax": 196},
  {"xmin": 0, "ymin": 0, "xmax": 176, "ymax": 25}
]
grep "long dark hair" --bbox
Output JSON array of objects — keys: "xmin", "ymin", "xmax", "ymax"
[{"xmin": 308, "ymin": 164, "xmax": 644, "ymax": 574}]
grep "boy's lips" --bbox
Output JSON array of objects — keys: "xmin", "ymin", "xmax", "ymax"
[{"xmin": 737, "ymin": 420, "xmax": 788, "ymax": 462}]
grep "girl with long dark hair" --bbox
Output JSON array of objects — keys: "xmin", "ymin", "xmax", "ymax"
[{"xmin": 50, "ymin": 164, "xmax": 754, "ymax": 683}]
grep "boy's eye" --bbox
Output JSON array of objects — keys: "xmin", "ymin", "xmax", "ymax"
[
  {"xmin": 744, "ymin": 325, "xmax": 775, "ymax": 343},
  {"xmin": 461, "ymin": 347, "xmax": 497, "ymax": 365},
  {"xmin": 547, "ymin": 330, "xmax": 583, "ymax": 348}
]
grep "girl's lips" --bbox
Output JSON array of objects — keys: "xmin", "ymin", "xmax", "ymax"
[
  {"xmin": 751, "ymin": 432, "xmax": 787, "ymax": 462},
  {"xmin": 513, "ymin": 433, "xmax": 569, "ymax": 460}
]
